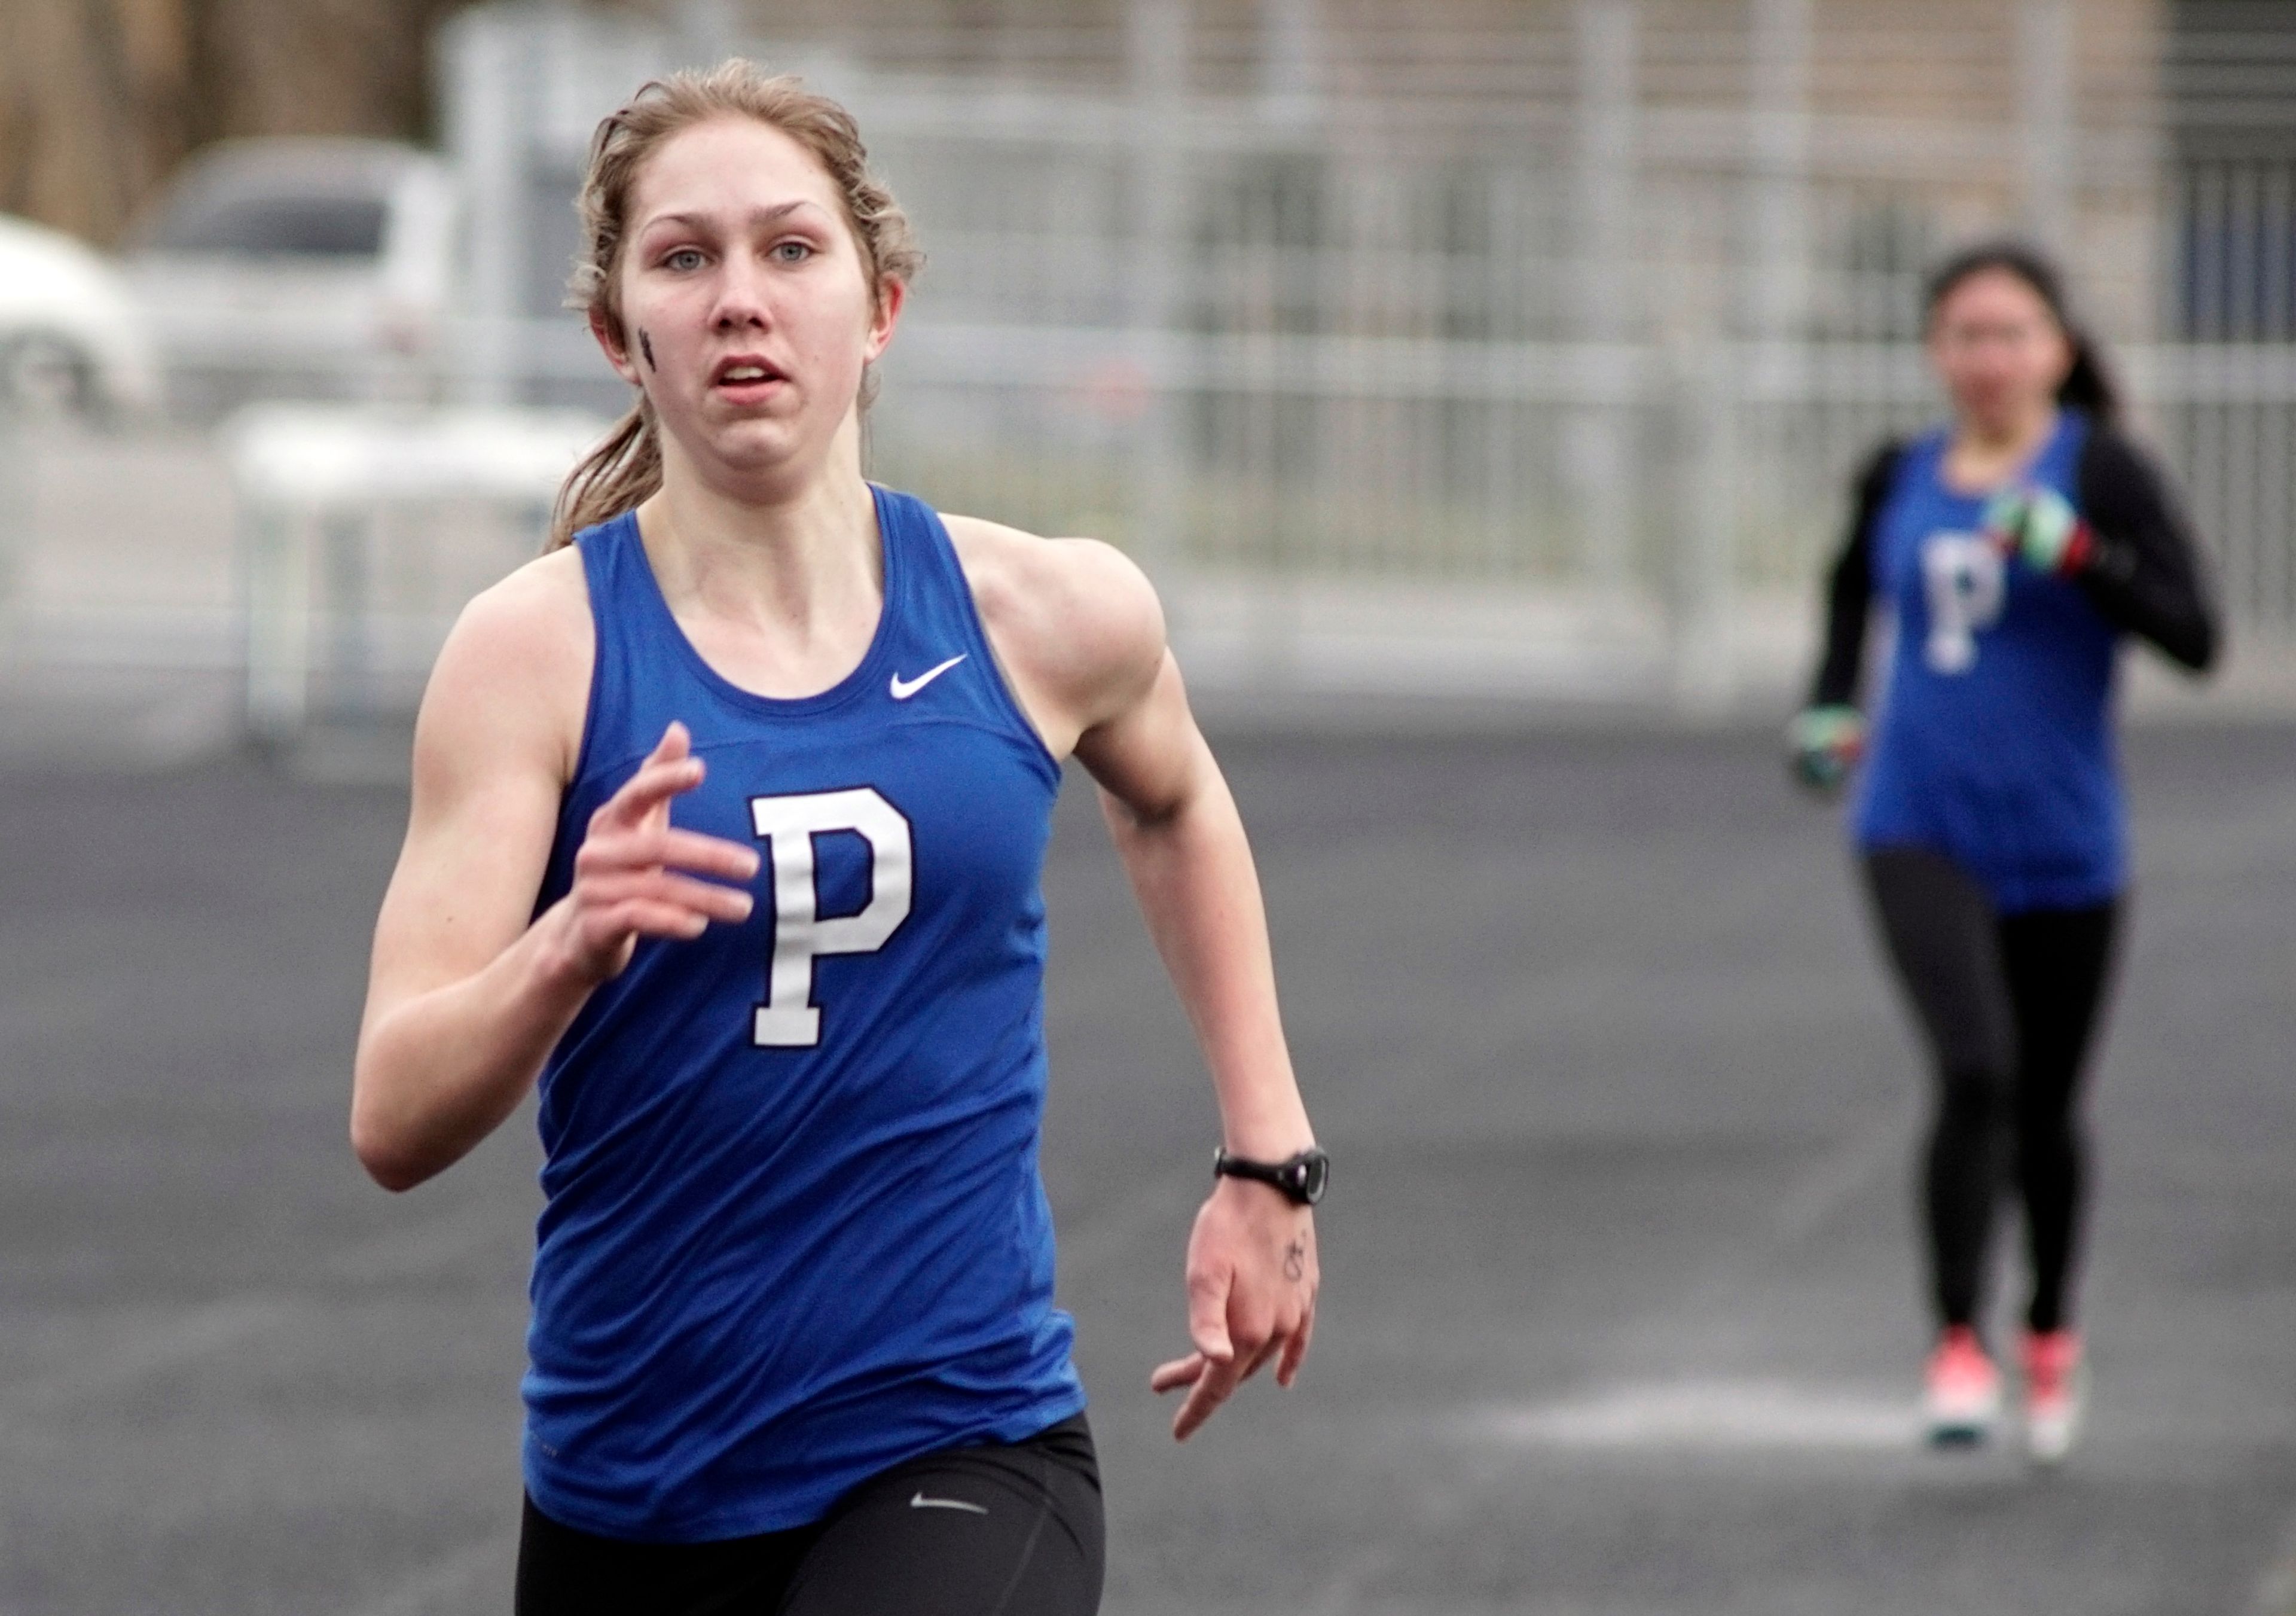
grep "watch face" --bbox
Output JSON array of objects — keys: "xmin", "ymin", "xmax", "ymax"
[{"xmin": 1291, "ymin": 1151, "xmax": 1329, "ymax": 1205}]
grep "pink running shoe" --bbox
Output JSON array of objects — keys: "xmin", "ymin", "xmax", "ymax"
[
  {"xmin": 1923, "ymin": 1325, "xmax": 2002, "ymax": 1447},
  {"xmin": 2022, "ymin": 1330, "xmax": 2086, "ymax": 1465}
]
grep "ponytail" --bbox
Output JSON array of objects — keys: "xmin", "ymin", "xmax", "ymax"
[
  {"xmin": 2054, "ymin": 328, "xmax": 2119, "ymax": 425},
  {"xmin": 1922, "ymin": 238, "xmax": 2118, "ymax": 426},
  {"xmin": 549, "ymin": 397, "xmax": 662, "ymax": 549}
]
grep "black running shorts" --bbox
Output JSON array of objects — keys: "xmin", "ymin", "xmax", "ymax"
[{"xmin": 514, "ymin": 1413, "xmax": 1103, "ymax": 1616}]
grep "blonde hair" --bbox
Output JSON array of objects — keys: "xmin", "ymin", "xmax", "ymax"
[{"xmin": 548, "ymin": 59, "xmax": 923, "ymax": 548}]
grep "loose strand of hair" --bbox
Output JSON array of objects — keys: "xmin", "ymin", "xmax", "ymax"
[{"xmin": 549, "ymin": 400, "xmax": 662, "ymax": 550}]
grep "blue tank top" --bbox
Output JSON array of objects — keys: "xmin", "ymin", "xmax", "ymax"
[
  {"xmin": 522, "ymin": 486, "xmax": 1084, "ymax": 1543},
  {"xmin": 1854, "ymin": 411, "xmax": 2126, "ymax": 912}
]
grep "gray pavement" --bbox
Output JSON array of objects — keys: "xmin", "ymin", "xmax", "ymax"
[{"xmin": 0, "ymin": 721, "xmax": 2291, "ymax": 1614}]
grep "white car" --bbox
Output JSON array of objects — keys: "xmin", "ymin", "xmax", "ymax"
[
  {"xmin": 125, "ymin": 138, "xmax": 459, "ymax": 406},
  {"xmin": 0, "ymin": 214, "xmax": 163, "ymax": 420}
]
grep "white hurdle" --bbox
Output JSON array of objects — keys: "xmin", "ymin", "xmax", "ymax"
[{"xmin": 228, "ymin": 403, "xmax": 604, "ymax": 741}]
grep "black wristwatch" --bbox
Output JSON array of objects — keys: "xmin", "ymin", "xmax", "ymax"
[{"xmin": 1212, "ymin": 1146, "xmax": 1329, "ymax": 1206}]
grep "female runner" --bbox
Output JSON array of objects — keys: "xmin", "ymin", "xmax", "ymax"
[
  {"xmin": 350, "ymin": 61, "xmax": 1322, "ymax": 1613},
  {"xmin": 1788, "ymin": 242, "xmax": 2216, "ymax": 1462}
]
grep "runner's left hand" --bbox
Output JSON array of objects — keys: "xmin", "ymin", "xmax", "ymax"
[{"xmin": 1150, "ymin": 1175, "xmax": 1318, "ymax": 1441}]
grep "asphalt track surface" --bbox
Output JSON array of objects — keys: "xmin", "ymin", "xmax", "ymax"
[{"xmin": 1, "ymin": 719, "xmax": 2292, "ymax": 1615}]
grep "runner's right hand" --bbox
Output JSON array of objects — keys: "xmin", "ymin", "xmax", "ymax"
[
  {"xmin": 551, "ymin": 721, "xmax": 759, "ymax": 984},
  {"xmin": 1787, "ymin": 705, "xmax": 1864, "ymax": 795},
  {"xmin": 1983, "ymin": 483, "xmax": 2093, "ymax": 576}
]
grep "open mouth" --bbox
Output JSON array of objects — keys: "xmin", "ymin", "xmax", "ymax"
[{"xmin": 712, "ymin": 356, "xmax": 787, "ymax": 390}]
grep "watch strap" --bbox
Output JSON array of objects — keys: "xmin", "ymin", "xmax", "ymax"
[{"xmin": 1211, "ymin": 1145, "xmax": 1329, "ymax": 1206}]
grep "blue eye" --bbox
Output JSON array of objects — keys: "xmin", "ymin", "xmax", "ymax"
[
  {"xmin": 773, "ymin": 240, "xmax": 813, "ymax": 263},
  {"xmin": 664, "ymin": 248, "xmax": 704, "ymax": 272}
]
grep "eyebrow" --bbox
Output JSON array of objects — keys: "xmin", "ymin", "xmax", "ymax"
[{"xmin": 639, "ymin": 201, "xmax": 822, "ymax": 236}]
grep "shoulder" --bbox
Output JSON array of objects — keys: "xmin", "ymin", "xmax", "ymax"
[
  {"xmin": 417, "ymin": 544, "xmax": 595, "ymax": 788},
  {"xmin": 1855, "ymin": 431, "xmax": 1928, "ymax": 489},
  {"xmin": 2074, "ymin": 418, "xmax": 2167, "ymax": 489},
  {"xmin": 937, "ymin": 511, "xmax": 1165, "ymax": 731},
  {"xmin": 1857, "ymin": 435, "xmax": 1910, "ymax": 482},
  {"xmin": 437, "ymin": 543, "xmax": 593, "ymax": 690},
  {"xmin": 1837, "ymin": 436, "xmax": 1918, "ymax": 567},
  {"xmin": 2072, "ymin": 419, "xmax": 2190, "ymax": 526},
  {"xmin": 1852, "ymin": 434, "xmax": 1918, "ymax": 508}
]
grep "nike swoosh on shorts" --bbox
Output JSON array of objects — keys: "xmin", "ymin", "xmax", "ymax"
[{"xmin": 909, "ymin": 1492, "xmax": 988, "ymax": 1514}]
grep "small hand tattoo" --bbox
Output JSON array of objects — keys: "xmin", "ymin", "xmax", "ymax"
[
  {"xmin": 639, "ymin": 328, "xmax": 657, "ymax": 370},
  {"xmin": 1283, "ymin": 1236, "xmax": 1307, "ymax": 1282}
]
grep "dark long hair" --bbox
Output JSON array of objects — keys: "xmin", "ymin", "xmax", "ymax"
[{"xmin": 1922, "ymin": 240, "xmax": 2119, "ymax": 425}]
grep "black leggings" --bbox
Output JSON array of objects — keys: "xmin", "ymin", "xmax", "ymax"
[
  {"xmin": 1863, "ymin": 849, "xmax": 2121, "ymax": 1336},
  {"xmin": 514, "ymin": 1414, "xmax": 1103, "ymax": 1616}
]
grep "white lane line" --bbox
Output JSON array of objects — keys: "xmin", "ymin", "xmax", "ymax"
[
  {"xmin": 337, "ymin": 1532, "xmax": 512, "ymax": 1616},
  {"xmin": 1462, "ymin": 1379, "xmax": 1918, "ymax": 1452}
]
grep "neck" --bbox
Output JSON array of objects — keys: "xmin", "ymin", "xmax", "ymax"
[
  {"xmin": 639, "ymin": 415, "xmax": 881, "ymax": 636},
  {"xmin": 1955, "ymin": 400, "xmax": 2058, "ymax": 461}
]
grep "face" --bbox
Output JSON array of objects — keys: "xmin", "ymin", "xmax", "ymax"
[
  {"xmin": 1925, "ymin": 266, "xmax": 2072, "ymax": 438},
  {"xmin": 596, "ymin": 115, "xmax": 905, "ymax": 489}
]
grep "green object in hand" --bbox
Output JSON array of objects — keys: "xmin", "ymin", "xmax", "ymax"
[
  {"xmin": 1981, "ymin": 484, "xmax": 2092, "ymax": 575},
  {"xmin": 1787, "ymin": 704, "xmax": 1864, "ymax": 793}
]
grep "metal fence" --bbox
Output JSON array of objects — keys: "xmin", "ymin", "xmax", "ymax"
[
  {"xmin": 433, "ymin": 2, "xmax": 2294, "ymax": 679},
  {"xmin": 43, "ymin": 0, "xmax": 2281, "ymax": 722}
]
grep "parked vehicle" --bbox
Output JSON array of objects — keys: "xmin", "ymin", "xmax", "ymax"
[
  {"xmin": 124, "ymin": 138, "xmax": 458, "ymax": 408},
  {"xmin": 0, "ymin": 214, "xmax": 163, "ymax": 420}
]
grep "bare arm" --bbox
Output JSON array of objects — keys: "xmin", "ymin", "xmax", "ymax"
[
  {"xmin": 947, "ymin": 517, "xmax": 1318, "ymax": 1441},
  {"xmin": 1085, "ymin": 651, "xmax": 1321, "ymax": 1441},
  {"xmin": 1079, "ymin": 655, "xmax": 1312, "ymax": 1161},
  {"xmin": 350, "ymin": 560, "xmax": 758, "ymax": 1191}
]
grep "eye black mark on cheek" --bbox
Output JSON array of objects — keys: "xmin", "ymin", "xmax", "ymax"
[{"xmin": 639, "ymin": 329, "xmax": 657, "ymax": 371}]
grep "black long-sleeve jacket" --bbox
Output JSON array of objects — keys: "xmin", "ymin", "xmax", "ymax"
[{"xmin": 1807, "ymin": 425, "xmax": 2222, "ymax": 709}]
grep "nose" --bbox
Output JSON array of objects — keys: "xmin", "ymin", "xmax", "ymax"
[{"xmin": 709, "ymin": 251, "xmax": 773, "ymax": 334}]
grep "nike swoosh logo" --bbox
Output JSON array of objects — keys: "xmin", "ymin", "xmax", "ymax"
[
  {"xmin": 909, "ymin": 1492, "xmax": 988, "ymax": 1514},
  {"xmin": 889, "ymin": 654, "xmax": 967, "ymax": 701}
]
